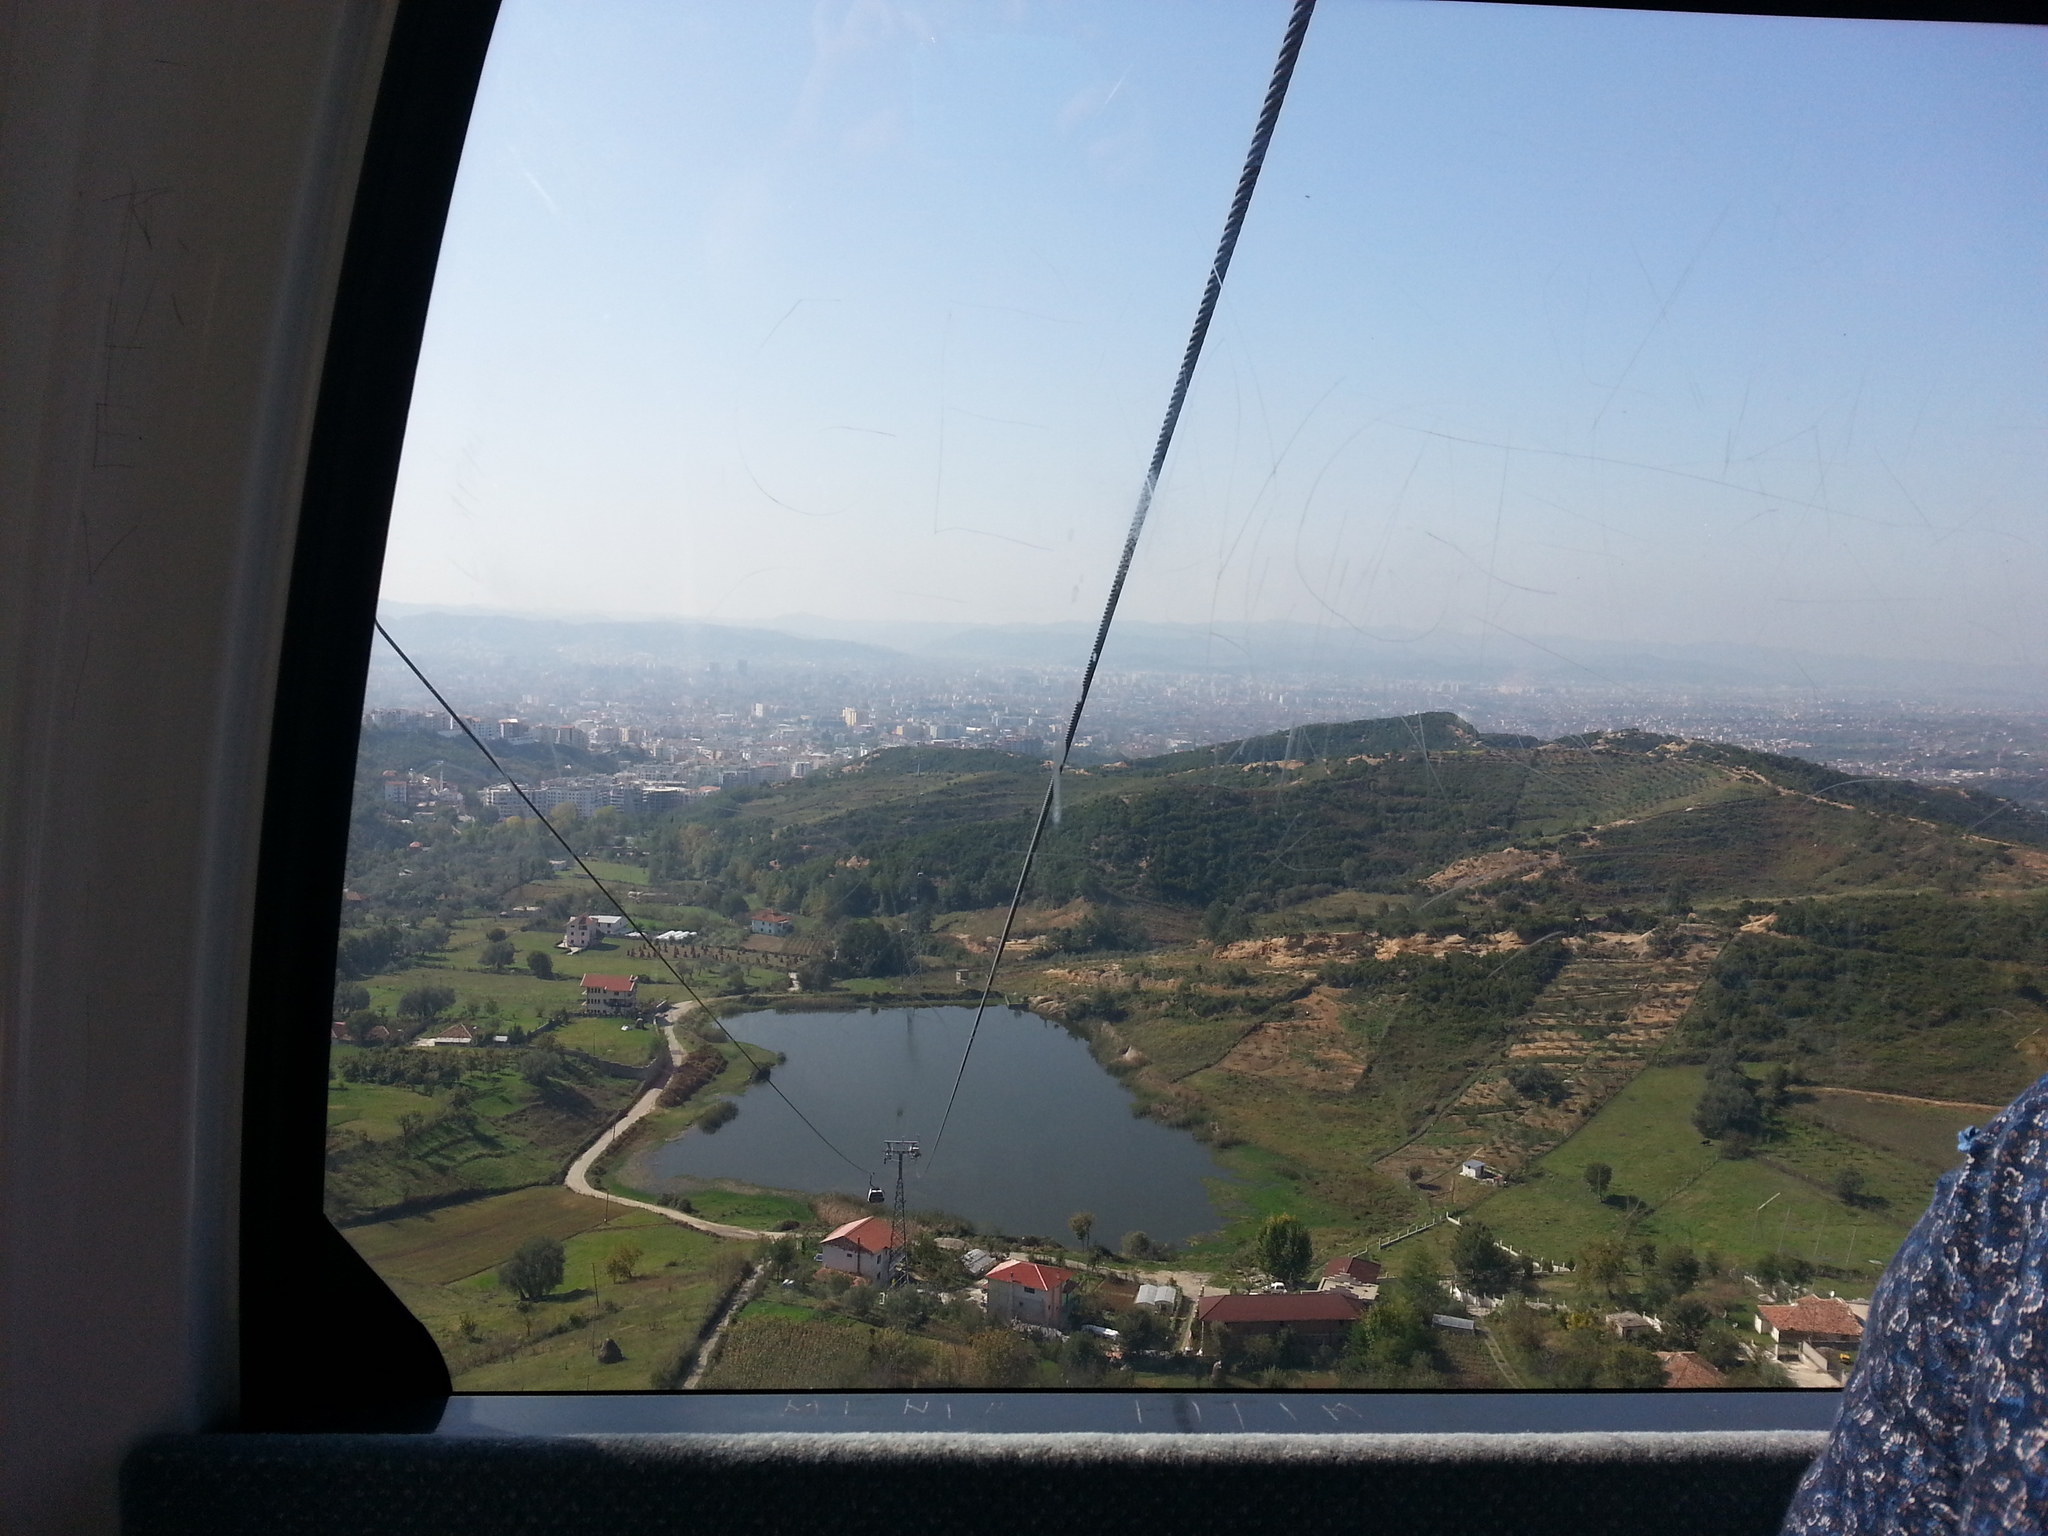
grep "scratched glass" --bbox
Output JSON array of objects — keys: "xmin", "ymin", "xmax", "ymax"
[{"xmin": 334, "ymin": 0, "xmax": 2048, "ymax": 1394}]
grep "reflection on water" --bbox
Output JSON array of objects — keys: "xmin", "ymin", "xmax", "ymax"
[{"xmin": 643, "ymin": 1006, "xmax": 1236, "ymax": 1243}]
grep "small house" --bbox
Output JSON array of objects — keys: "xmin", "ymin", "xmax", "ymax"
[
  {"xmin": 561, "ymin": 914, "xmax": 601, "ymax": 952},
  {"xmin": 816, "ymin": 1216, "xmax": 897, "ymax": 1282},
  {"xmin": 1755, "ymin": 1296, "xmax": 1863, "ymax": 1378},
  {"xmin": 580, "ymin": 973, "xmax": 639, "ymax": 1016},
  {"xmin": 750, "ymin": 910, "xmax": 795, "ymax": 937},
  {"xmin": 1195, "ymin": 1291, "xmax": 1362, "ymax": 1355},
  {"xmin": 1604, "ymin": 1311, "xmax": 1663, "ymax": 1339},
  {"xmin": 1320, "ymin": 1255, "xmax": 1384, "ymax": 1295},
  {"xmin": 985, "ymin": 1260, "xmax": 1076, "ymax": 1329},
  {"xmin": 1657, "ymin": 1351, "xmax": 1729, "ymax": 1389},
  {"xmin": 1458, "ymin": 1157, "xmax": 1495, "ymax": 1181}
]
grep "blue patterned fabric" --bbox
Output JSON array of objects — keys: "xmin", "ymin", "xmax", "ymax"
[{"xmin": 1782, "ymin": 1072, "xmax": 2048, "ymax": 1533}]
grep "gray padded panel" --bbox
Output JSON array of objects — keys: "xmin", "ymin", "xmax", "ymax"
[{"xmin": 125, "ymin": 1430, "xmax": 1825, "ymax": 1536}]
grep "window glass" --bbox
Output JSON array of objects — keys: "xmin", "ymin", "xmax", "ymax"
[{"xmin": 333, "ymin": 0, "xmax": 2048, "ymax": 1395}]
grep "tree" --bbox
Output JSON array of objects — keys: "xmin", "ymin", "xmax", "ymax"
[
  {"xmin": 498, "ymin": 1236, "xmax": 565, "ymax": 1301},
  {"xmin": 836, "ymin": 918, "xmax": 908, "ymax": 978},
  {"xmin": 485, "ymin": 927, "xmax": 508, "ymax": 943},
  {"xmin": 1692, "ymin": 1057, "xmax": 1764, "ymax": 1142},
  {"xmin": 333, "ymin": 982, "xmax": 370, "ymax": 1015},
  {"xmin": 1450, "ymin": 1220, "xmax": 1526, "ymax": 1299},
  {"xmin": 1656, "ymin": 1243, "xmax": 1702, "ymax": 1294},
  {"xmin": 1122, "ymin": 1230, "xmax": 1154, "ymax": 1259},
  {"xmin": 1057, "ymin": 1332, "xmax": 1106, "ymax": 1385},
  {"xmin": 1506, "ymin": 1062, "xmax": 1568, "ymax": 1105},
  {"xmin": 1756, "ymin": 1251, "xmax": 1815, "ymax": 1289},
  {"xmin": 526, "ymin": 950, "xmax": 554, "ymax": 980},
  {"xmin": 480, "ymin": 940, "xmax": 515, "ymax": 972},
  {"xmin": 969, "ymin": 1330, "xmax": 1039, "ymax": 1387},
  {"xmin": 1833, "ymin": 1167, "xmax": 1868, "ymax": 1207},
  {"xmin": 1577, "ymin": 1237, "xmax": 1630, "ymax": 1301},
  {"xmin": 604, "ymin": 1243, "xmax": 644, "ymax": 1284},
  {"xmin": 1068, "ymin": 1211, "xmax": 1096, "ymax": 1251},
  {"xmin": 397, "ymin": 985, "xmax": 456, "ymax": 1028},
  {"xmin": 1583, "ymin": 1162, "xmax": 1613, "ymax": 1197},
  {"xmin": 1256, "ymin": 1213, "xmax": 1314, "ymax": 1289}
]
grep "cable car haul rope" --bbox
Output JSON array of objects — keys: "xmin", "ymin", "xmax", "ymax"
[{"xmin": 367, "ymin": 0, "xmax": 1319, "ymax": 1205}]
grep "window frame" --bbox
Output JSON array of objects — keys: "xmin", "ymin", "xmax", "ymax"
[{"xmin": 246, "ymin": 0, "xmax": 2044, "ymax": 1433}]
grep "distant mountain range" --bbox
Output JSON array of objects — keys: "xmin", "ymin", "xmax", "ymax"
[{"xmin": 374, "ymin": 606, "xmax": 2048, "ymax": 702}]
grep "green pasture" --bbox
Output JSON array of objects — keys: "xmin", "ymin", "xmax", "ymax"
[
  {"xmin": 548, "ymin": 1015, "xmax": 660, "ymax": 1067},
  {"xmin": 346, "ymin": 1184, "xmax": 744, "ymax": 1391},
  {"xmin": 326, "ymin": 1080, "xmax": 436, "ymax": 1140},
  {"xmin": 1466, "ymin": 1067, "xmax": 1917, "ymax": 1275}
]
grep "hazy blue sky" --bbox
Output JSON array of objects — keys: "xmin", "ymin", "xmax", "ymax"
[{"xmin": 382, "ymin": 0, "xmax": 2048, "ymax": 670}]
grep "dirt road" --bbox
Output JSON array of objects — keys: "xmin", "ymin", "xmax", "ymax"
[{"xmin": 564, "ymin": 1004, "xmax": 785, "ymax": 1241}]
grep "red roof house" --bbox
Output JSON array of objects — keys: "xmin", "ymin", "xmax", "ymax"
[
  {"xmin": 817, "ymin": 1216, "xmax": 898, "ymax": 1282},
  {"xmin": 1320, "ymin": 1255, "xmax": 1384, "ymax": 1292},
  {"xmin": 985, "ymin": 1260, "xmax": 1077, "ymax": 1329},
  {"xmin": 1756, "ymin": 1296, "xmax": 1864, "ymax": 1379},
  {"xmin": 1197, "ymin": 1291, "xmax": 1363, "ymax": 1353},
  {"xmin": 1657, "ymin": 1351, "xmax": 1730, "ymax": 1389}
]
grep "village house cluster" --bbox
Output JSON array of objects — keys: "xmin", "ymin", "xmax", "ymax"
[{"xmin": 801, "ymin": 1212, "xmax": 1865, "ymax": 1386}]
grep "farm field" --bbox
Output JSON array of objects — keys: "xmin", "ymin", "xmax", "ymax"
[
  {"xmin": 548, "ymin": 1015, "xmax": 661, "ymax": 1067},
  {"xmin": 1465, "ymin": 1067, "xmax": 1920, "ymax": 1273},
  {"xmin": 1793, "ymin": 1089, "xmax": 1993, "ymax": 1170},
  {"xmin": 346, "ymin": 1185, "xmax": 746, "ymax": 1390}
]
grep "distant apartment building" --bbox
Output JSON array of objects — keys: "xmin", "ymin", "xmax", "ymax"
[
  {"xmin": 841, "ymin": 707, "xmax": 867, "ymax": 729},
  {"xmin": 579, "ymin": 973, "xmax": 638, "ymax": 1015},
  {"xmin": 495, "ymin": 719, "xmax": 529, "ymax": 740}
]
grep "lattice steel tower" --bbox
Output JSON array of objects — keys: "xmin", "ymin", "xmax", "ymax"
[{"xmin": 881, "ymin": 1139, "xmax": 920, "ymax": 1286}]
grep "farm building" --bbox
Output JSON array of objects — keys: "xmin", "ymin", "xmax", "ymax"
[
  {"xmin": 816, "ymin": 1216, "xmax": 897, "ymax": 1282},
  {"xmin": 984, "ymin": 1260, "xmax": 1076, "ymax": 1329},
  {"xmin": 749, "ymin": 910, "xmax": 796, "ymax": 937},
  {"xmin": 419, "ymin": 1022, "xmax": 476, "ymax": 1046},
  {"xmin": 1196, "ymin": 1291, "xmax": 1362, "ymax": 1355}
]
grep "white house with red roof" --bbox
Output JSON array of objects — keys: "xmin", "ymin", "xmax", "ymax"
[
  {"xmin": 580, "ymin": 973, "xmax": 638, "ymax": 1015},
  {"xmin": 1755, "ymin": 1296, "xmax": 1863, "ymax": 1380},
  {"xmin": 817, "ymin": 1216, "xmax": 897, "ymax": 1282},
  {"xmin": 984, "ymin": 1260, "xmax": 1076, "ymax": 1329}
]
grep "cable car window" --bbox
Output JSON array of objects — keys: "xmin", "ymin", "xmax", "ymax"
[{"xmin": 330, "ymin": 0, "xmax": 2048, "ymax": 1395}]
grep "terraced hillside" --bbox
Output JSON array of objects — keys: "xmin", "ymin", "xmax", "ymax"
[{"xmin": 1385, "ymin": 928, "xmax": 1729, "ymax": 1188}]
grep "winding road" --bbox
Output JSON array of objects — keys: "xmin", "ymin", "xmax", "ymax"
[{"xmin": 564, "ymin": 1004, "xmax": 787, "ymax": 1241}]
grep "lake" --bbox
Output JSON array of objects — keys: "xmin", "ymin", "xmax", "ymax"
[{"xmin": 641, "ymin": 1005, "xmax": 1238, "ymax": 1243}]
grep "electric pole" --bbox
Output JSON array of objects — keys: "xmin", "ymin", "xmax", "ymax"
[{"xmin": 882, "ymin": 1139, "xmax": 920, "ymax": 1286}]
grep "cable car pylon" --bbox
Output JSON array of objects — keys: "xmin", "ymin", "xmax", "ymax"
[{"xmin": 881, "ymin": 1139, "xmax": 920, "ymax": 1286}]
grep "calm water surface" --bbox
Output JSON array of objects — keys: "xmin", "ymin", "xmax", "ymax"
[{"xmin": 644, "ymin": 1006, "xmax": 1237, "ymax": 1242}]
